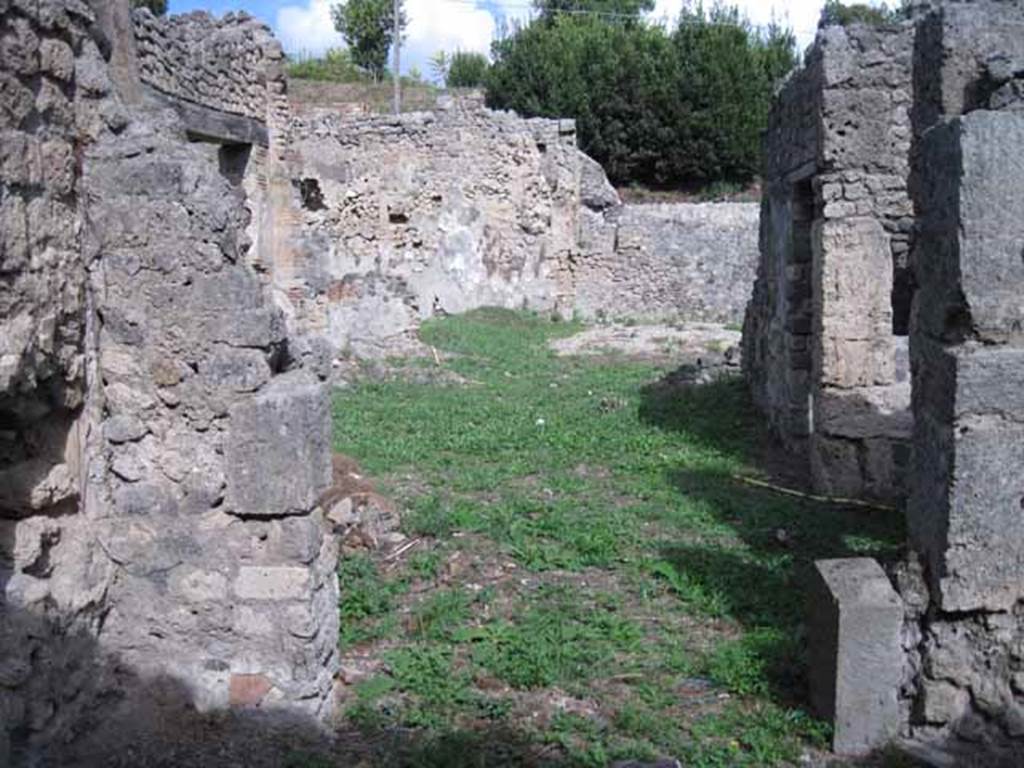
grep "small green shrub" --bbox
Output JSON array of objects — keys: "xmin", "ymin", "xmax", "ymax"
[
  {"xmin": 819, "ymin": 0, "xmax": 905, "ymax": 28},
  {"xmin": 446, "ymin": 51, "xmax": 490, "ymax": 88}
]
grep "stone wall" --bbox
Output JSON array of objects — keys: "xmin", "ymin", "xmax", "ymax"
[
  {"xmin": 1, "ymin": 3, "xmax": 337, "ymax": 762},
  {"xmin": 901, "ymin": 1, "xmax": 1024, "ymax": 753},
  {"xmin": 574, "ymin": 202, "xmax": 759, "ymax": 324},
  {"xmin": 281, "ymin": 99, "xmax": 589, "ymax": 356},
  {"xmin": 797, "ymin": 2, "xmax": 1024, "ymax": 759},
  {"xmin": 743, "ymin": 21, "xmax": 915, "ymax": 502},
  {"xmin": 132, "ymin": 8, "xmax": 287, "ymax": 127},
  {"xmin": 279, "ymin": 98, "xmax": 758, "ymax": 356}
]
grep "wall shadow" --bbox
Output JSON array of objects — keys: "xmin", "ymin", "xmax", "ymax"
[
  {"xmin": 0, "ymin": 588, "xmax": 561, "ymax": 767},
  {"xmin": 637, "ymin": 373, "xmax": 905, "ymax": 706}
]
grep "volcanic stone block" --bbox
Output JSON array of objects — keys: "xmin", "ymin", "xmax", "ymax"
[
  {"xmin": 914, "ymin": 111, "xmax": 1024, "ymax": 342},
  {"xmin": 234, "ymin": 566, "xmax": 312, "ymax": 601},
  {"xmin": 225, "ymin": 373, "xmax": 331, "ymax": 518},
  {"xmin": 813, "ymin": 217, "xmax": 895, "ymax": 388},
  {"xmin": 808, "ymin": 558, "xmax": 903, "ymax": 755}
]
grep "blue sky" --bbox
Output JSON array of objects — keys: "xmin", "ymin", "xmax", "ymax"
[{"xmin": 168, "ymin": 0, "xmax": 828, "ymax": 81}]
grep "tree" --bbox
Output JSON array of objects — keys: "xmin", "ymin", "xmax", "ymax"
[
  {"xmin": 429, "ymin": 50, "xmax": 450, "ymax": 84},
  {"xmin": 486, "ymin": 4, "xmax": 796, "ymax": 187},
  {"xmin": 131, "ymin": 0, "xmax": 167, "ymax": 15},
  {"xmin": 533, "ymin": 0, "xmax": 655, "ymax": 20},
  {"xmin": 446, "ymin": 52, "xmax": 490, "ymax": 88},
  {"xmin": 818, "ymin": 1, "xmax": 904, "ymax": 28},
  {"xmin": 673, "ymin": 4, "xmax": 798, "ymax": 181},
  {"xmin": 331, "ymin": 0, "xmax": 408, "ymax": 82}
]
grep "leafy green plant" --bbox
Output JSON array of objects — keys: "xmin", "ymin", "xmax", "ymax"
[
  {"xmin": 332, "ymin": 308, "xmax": 904, "ymax": 763},
  {"xmin": 486, "ymin": 5, "xmax": 797, "ymax": 187},
  {"xmin": 331, "ymin": 0, "xmax": 407, "ymax": 81},
  {"xmin": 446, "ymin": 51, "xmax": 490, "ymax": 88},
  {"xmin": 819, "ymin": 0, "xmax": 906, "ymax": 28},
  {"xmin": 286, "ymin": 47, "xmax": 368, "ymax": 82},
  {"xmin": 131, "ymin": 0, "xmax": 167, "ymax": 14},
  {"xmin": 472, "ymin": 589, "xmax": 642, "ymax": 688}
]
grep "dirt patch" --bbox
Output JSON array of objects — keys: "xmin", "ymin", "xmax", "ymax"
[{"xmin": 550, "ymin": 322, "xmax": 741, "ymax": 368}]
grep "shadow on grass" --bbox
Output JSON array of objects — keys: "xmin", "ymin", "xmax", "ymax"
[{"xmin": 637, "ymin": 374, "xmax": 905, "ymax": 708}]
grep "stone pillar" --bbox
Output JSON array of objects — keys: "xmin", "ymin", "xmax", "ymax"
[
  {"xmin": 90, "ymin": 0, "xmax": 142, "ymax": 104},
  {"xmin": 909, "ymin": 109, "xmax": 1024, "ymax": 613},
  {"xmin": 808, "ymin": 558, "xmax": 904, "ymax": 754}
]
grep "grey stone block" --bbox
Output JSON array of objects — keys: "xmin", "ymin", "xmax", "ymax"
[
  {"xmin": 808, "ymin": 558, "xmax": 903, "ymax": 755},
  {"xmin": 225, "ymin": 373, "xmax": 331, "ymax": 518},
  {"xmin": 914, "ymin": 111, "xmax": 1024, "ymax": 342}
]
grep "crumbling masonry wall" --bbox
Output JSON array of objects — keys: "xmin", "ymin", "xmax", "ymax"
[
  {"xmin": 1, "ymin": 3, "xmax": 338, "ymax": 762},
  {"xmin": 798, "ymin": 2, "xmax": 1024, "ymax": 759},
  {"xmin": 280, "ymin": 99, "xmax": 759, "ymax": 356},
  {"xmin": 743, "ymin": 22, "xmax": 915, "ymax": 501},
  {"xmin": 901, "ymin": 0, "xmax": 1024, "ymax": 750}
]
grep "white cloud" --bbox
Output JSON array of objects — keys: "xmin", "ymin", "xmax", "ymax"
[
  {"xmin": 276, "ymin": 0, "xmax": 343, "ymax": 56},
  {"xmin": 404, "ymin": 0, "xmax": 496, "ymax": 72},
  {"xmin": 276, "ymin": 0, "xmax": 498, "ymax": 67},
  {"xmin": 274, "ymin": 0, "xmax": 862, "ymax": 74},
  {"xmin": 649, "ymin": 0, "xmax": 823, "ymax": 50}
]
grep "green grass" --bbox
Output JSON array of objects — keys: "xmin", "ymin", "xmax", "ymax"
[{"xmin": 330, "ymin": 308, "xmax": 902, "ymax": 766}]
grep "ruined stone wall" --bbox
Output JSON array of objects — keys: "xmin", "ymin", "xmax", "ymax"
[
  {"xmin": 743, "ymin": 22, "xmax": 915, "ymax": 501},
  {"xmin": 281, "ymin": 99, "xmax": 759, "ymax": 356},
  {"xmin": 574, "ymin": 202, "xmax": 759, "ymax": 324},
  {"xmin": 803, "ymin": 3, "xmax": 1024, "ymax": 759},
  {"xmin": 281, "ymin": 100, "xmax": 590, "ymax": 355},
  {"xmin": 132, "ymin": 8, "xmax": 287, "ymax": 125},
  {"xmin": 1, "ymin": 1, "xmax": 127, "ymax": 756},
  {"xmin": 901, "ymin": 1, "xmax": 1024, "ymax": 751},
  {"xmin": 2, "ymin": 3, "xmax": 338, "ymax": 762}
]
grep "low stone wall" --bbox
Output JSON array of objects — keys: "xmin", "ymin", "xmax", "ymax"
[
  {"xmin": 575, "ymin": 202, "xmax": 758, "ymax": 324},
  {"xmin": 279, "ymin": 98, "xmax": 758, "ymax": 355}
]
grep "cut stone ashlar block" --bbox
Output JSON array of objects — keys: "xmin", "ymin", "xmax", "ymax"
[
  {"xmin": 234, "ymin": 566, "xmax": 313, "ymax": 601},
  {"xmin": 225, "ymin": 372, "xmax": 332, "ymax": 518},
  {"xmin": 808, "ymin": 558, "xmax": 904, "ymax": 755},
  {"xmin": 914, "ymin": 111, "xmax": 1024, "ymax": 342}
]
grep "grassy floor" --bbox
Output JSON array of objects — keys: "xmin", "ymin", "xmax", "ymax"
[{"xmin": 328, "ymin": 309, "xmax": 903, "ymax": 767}]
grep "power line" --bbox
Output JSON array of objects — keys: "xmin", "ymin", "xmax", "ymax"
[{"xmin": 430, "ymin": 0, "xmax": 818, "ymax": 36}]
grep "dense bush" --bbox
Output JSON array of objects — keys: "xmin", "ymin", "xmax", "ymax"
[
  {"xmin": 446, "ymin": 52, "xmax": 490, "ymax": 88},
  {"xmin": 818, "ymin": 0, "xmax": 905, "ymax": 28},
  {"xmin": 131, "ymin": 0, "xmax": 167, "ymax": 15},
  {"xmin": 486, "ymin": 4, "xmax": 796, "ymax": 187}
]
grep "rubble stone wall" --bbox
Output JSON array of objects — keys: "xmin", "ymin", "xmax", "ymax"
[
  {"xmin": 132, "ymin": 8, "xmax": 287, "ymax": 125},
  {"xmin": 574, "ymin": 202, "xmax": 759, "ymax": 324},
  {"xmin": 282, "ymin": 99, "xmax": 759, "ymax": 356},
  {"xmin": 1, "ymin": 3, "xmax": 337, "ymax": 763},
  {"xmin": 743, "ymin": 22, "xmax": 915, "ymax": 501}
]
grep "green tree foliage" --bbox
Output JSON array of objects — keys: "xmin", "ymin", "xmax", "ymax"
[
  {"xmin": 287, "ymin": 47, "xmax": 367, "ymax": 82},
  {"xmin": 486, "ymin": 4, "xmax": 796, "ymax": 187},
  {"xmin": 331, "ymin": 0, "xmax": 407, "ymax": 82},
  {"xmin": 673, "ymin": 5, "xmax": 796, "ymax": 182},
  {"xmin": 818, "ymin": 1, "xmax": 904, "ymax": 28},
  {"xmin": 446, "ymin": 52, "xmax": 490, "ymax": 88},
  {"xmin": 533, "ymin": 0, "xmax": 655, "ymax": 21},
  {"xmin": 131, "ymin": 0, "xmax": 167, "ymax": 15},
  {"xmin": 429, "ymin": 50, "xmax": 451, "ymax": 84}
]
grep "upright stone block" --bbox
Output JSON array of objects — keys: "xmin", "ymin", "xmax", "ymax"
[{"xmin": 808, "ymin": 558, "xmax": 903, "ymax": 755}]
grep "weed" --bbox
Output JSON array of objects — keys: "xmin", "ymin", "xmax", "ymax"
[{"xmin": 332, "ymin": 308, "xmax": 902, "ymax": 764}]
